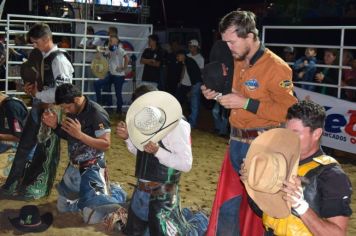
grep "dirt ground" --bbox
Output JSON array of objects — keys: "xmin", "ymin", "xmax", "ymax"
[{"xmin": 0, "ymin": 109, "xmax": 355, "ymax": 236}]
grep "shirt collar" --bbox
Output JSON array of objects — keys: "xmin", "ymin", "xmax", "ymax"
[
  {"xmin": 299, "ymin": 148, "xmax": 324, "ymax": 165},
  {"xmin": 43, "ymin": 45, "xmax": 58, "ymax": 58},
  {"xmin": 249, "ymin": 43, "xmax": 265, "ymax": 66}
]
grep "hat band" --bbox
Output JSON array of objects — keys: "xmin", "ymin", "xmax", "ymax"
[
  {"xmin": 20, "ymin": 220, "xmax": 42, "ymax": 227},
  {"xmin": 140, "ymin": 118, "xmax": 180, "ymax": 145}
]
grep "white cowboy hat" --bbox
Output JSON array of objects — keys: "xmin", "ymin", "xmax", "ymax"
[
  {"xmin": 126, "ymin": 91, "xmax": 182, "ymax": 151},
  {"xmin": 242, "ymin": 128, "xmax": 301, "ymax": 218}
]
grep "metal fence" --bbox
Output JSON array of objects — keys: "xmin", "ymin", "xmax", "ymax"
[
  {"xmin": 1, "ymin": 14, "xmax": 152, "ymax": 109},
  {"xmin": 262, "ymin": 25, "xmax": 356, "ymax": 100}
]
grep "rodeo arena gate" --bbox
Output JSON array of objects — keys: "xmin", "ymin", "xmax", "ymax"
[{"xmin": 1, "ymin": 14, "xmax": 152, "ymax": 111}]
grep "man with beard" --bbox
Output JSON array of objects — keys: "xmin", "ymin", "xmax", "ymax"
[{"xmin": 201, "ymin": 10, "xmax": 297, "ymax": 235}]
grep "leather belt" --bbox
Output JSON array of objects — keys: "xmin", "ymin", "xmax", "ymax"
[
  {"xmin": 137, "ymin": 181, "xmax": 176, "ymax": 196},
  {"xmin": 230, "ymin": 126, "xmax": 279, "ymax": 140},
  {"xmin": 70, "ymin": 158, "xmax": 98, "ymax": 169}
]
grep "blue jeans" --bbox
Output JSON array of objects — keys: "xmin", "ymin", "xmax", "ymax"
[
  {"xmin": 229, "ymin": 139, "xmax": 250, "ymax": 174},
  {"xmin": 188, "ymin": 82, "xmax": 202, "ymax": 128},
  {"xmin": 94, "ymin": 73, "xmax": 125, "ymax": 112},
  {"xmin": 57, "ymin": 159, "xmax": 126, "ymax": 212},
  {"xmin": 212, "ymin": 102, "xmax": 229, "ymax": 135},
  {"xmin": 217, "ymin": 196, "xmax": 242, "ymax": 236}
]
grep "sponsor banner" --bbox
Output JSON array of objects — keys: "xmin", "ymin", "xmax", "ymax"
[{"xmin": 294, "ymin": 87, "xmax": 356, "ymax": 154}]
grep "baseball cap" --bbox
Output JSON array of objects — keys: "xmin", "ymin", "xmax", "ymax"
[
  {"xmin": 283, "ymin": 46, "xmax": 294, "ymax": 54},
  {"xmin": 189, "ymin": 39, "xmax": 200, "ymax": 48}
]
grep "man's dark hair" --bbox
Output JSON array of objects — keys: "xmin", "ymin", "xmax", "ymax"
[
  {"xmin": 287, "ymin": 100, "xmax": 326, "ymax": 131},
  {"xmin": 55, "ymin": 83, "xmax": 82, "ymax": 104},
  {"xmin": 27, "ymin": 23, "xmax": 52, "ymax": 40},
  {"xmin": 219, "ymin": 10, "xmax": 259, "ymax": 40},
  {"xmin": 87, "ymin": 26, "xmax": 94, "ymax": 34},
  {"xmin": 108, "ymin": 26, "xmax": 118, "ymax": 36},
  {"xmin": 148, "ymin": 34, "xmax": 159, "ymax": 43},
  {"xmin": 131, "ymin": 85, "xmax": 157, "ymax": 102}
]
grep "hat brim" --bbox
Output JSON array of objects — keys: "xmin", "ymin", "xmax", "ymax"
[
  {"xmin": 126, "ymin": 91, "xmax": 182, "ymax": 151},
  {"xmin": 91, "ymin": 56, "xmax": 109, "ymax": 79},
  {"xmin": 9, "ymin": 212, "xmax": 53, "ymax": 233},
  {"xmin": 242, "ymin": 128, "xmax": 300, "ymax": 218}
]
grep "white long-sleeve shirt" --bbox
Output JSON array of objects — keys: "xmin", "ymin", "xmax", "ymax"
[
  {"xmin": 35, "ymin": 45, "xmax": 74, "ymax": 103},
  {"xmin": 125, "ymin": 119, "xmax": 193, "ymax": 173}
]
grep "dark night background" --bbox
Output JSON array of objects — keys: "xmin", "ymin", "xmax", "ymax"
[{"xmin": 2, "ymin": 0, "xmax": 356, "ymax": 58}]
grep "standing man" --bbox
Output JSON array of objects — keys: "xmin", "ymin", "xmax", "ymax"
[
  {"xmin": 140, "ymin": 34, "xmax": 163, "ymax": 88},
  {"xmin": 202, "ymin": 10, "xmax": 297, "ymax": 235},
  {"xmin": 187, "ymin": 39, "xmax": 204, "ymax": 128},
  {"xmin": 176, "ymin": 50, "xmax": 203, "ymax": 128},
  {"xmin": 261, "ymin": 100, "xmax": 352, "ymax": 235},
  {"xmin": 0, "ymin": 92, "xmax": 28, "ymax": 179},
  {"xmin": 2, "ymin": 23, "xmax": 74, "ymax": 199},
  {"xmin": 94, "ymin": 35, "xmax": 129, "ymax": 115}
]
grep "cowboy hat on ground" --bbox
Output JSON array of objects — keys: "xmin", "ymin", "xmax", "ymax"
[
  {"xmin": 242, "ymin": 128, "xmax": 300, "ymax": 218},
  {"xmin": 8, "ymin": 205, "xmax": 53, "ymax": 232},
  {"xmin": 126, "ymin": 91, "xmax": 182, "ymax": 151}
]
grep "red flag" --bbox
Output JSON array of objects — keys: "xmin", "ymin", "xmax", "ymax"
[{"xmin": 206, "ymin": 147, "xmax": 264, "ymax": 236}]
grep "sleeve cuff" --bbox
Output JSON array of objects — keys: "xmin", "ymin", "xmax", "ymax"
[{"xmin": 246, "ymin": 98, "xmax": 260, "ymax": 114}]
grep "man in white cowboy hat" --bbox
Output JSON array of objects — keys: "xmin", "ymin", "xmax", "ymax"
[
  {"xmin": 116, "ymin": 85, "xmax": 208, "ymax": 235},
  {"xmin": 242, "ymin": 100, "xmax": 352, "ymax": 236}
]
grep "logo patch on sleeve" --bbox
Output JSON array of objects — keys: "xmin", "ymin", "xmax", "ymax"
[
  {"xmin": 98, "ymin": 123, "xmax": 105, "ymax": 130},
  {"xmin": 244, "ymin": 78, "xmax": 259, "ymax": 91},
  {"xmin": 279, "ymin": 80, "xmax": 293, "ymax": 89}
]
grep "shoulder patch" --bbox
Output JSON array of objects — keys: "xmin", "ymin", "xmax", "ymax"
[
  {"xmin": 279, "ymin": 80, "xmax": 293, "ymax": 89},
  {"xmin": 244, "ymin": 78, "xmax": 259, "ymax": 91}
]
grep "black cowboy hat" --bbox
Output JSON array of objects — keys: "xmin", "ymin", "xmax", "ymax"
[
  {"xmin": 20, "ymin": 48, "xmax": 43, "ymax": 88},
  {"xmin": 9, "ymin": 205, "xmax": 53, "ymax": 233},
  {"xmin": 202, "ymin": 40, "xmax": 234, "ymax": 94}
]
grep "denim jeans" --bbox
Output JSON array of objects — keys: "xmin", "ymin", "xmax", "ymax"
[
  {"xmin": 212, "ymin": 102, "xmax": 229, "ymax": 135},
  {"xmin": 57, "ymin": 159, "xmax": 126, "ymax": 213},
  {"xmin": 94, "ymin": 73, "xmax": 125, "ymax": 112},
  {"xmin": 188, "ymin": 82, "xmax": 202, "ymax": 128},
  {"xmin": 229, "ymin": 139, "xmax": 250, "ymax": 174},
  {"xmin": 217, "ymin": 196, "xmax": 242, "ymax": 236}
]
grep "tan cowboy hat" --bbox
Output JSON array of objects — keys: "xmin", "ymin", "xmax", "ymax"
[
  {"xmin": 126, "ymin": 91, "xmax": 182, "ymax": 151},
  {"xmin": 242, "ymin": 128, "xmax": 300, "ymax": 218},
  {"xmin": 91, "ymin": 53, "xmax": 109, "ymax": 79}
]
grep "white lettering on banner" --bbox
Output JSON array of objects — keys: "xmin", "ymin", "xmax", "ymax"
[{"xmin": 294, "ymin": 87, "xmax": 356, "ymax": 154}]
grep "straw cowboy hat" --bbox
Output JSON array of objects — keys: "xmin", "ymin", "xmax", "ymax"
[
  {"xmin": 126, "ymin": 91, "xmax": 182, "ymax": 151},
  {"xmin": 242, "ymin": 128, "xmax": 300, "ymax": 218},
  {"xmin": 91, "ymin": 53, "xmax": 109, "ymax": 79},
  {"xmin": 9, "ymin": 205, "xmax": 53, "ymax": 233}
]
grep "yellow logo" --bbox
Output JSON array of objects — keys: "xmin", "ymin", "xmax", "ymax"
[{"xmin": 279, "ymin": 80, "xmax": 293, "ymax": 89}]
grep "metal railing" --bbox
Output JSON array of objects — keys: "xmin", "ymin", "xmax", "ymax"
[
  {"xmin": 262, "ymin": 25, "xmax": 356, "ymax": 100},
  {"xmin": 1, "ymin": 14, "xmax": 153, "ymax": 109}
]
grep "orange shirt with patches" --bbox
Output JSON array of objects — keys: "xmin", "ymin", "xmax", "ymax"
[{"xmin": 230, "ymin": 48, "xmax": 297, "ymax": 129}]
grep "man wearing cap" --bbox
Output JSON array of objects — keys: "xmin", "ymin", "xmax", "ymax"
[
  {"xmin": 116, "ymin": 86, "xmax": 208, "ymax": 235},
  {"xmin": 2, "ymin": 23, "xmax": 74, "ymax": 199},
  {"xmin": 187, "ymin": 39, "xmax": 204, "ymax": 128},
  {"xmin": 0, "ymin": 92, "xmax": 28, "ymax": 179},
  {"xmin": 202, "ymin": 10, "xmax": 297, "ymax": 235},
  {"xmin": 261, "ymin": 100, "xmax": 352, "ymax": 235}
]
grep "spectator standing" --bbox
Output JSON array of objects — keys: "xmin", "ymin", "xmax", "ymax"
[
  {"xmin": 165, "ymin": 39, "xmax": 182, "ymax": 96},
  {"xmin": 78, "ymin": 26, "xmax": 102, "ymax": 100},
  {"xmin": 315, "ymin": 48, "xmax": 339, "ymax": 96},
  {"xmin": 140, "ymin": 34, "xmax": 163, "ymax": 88},
  {"xmin": 176, "ymin": 50, "xmax": 203, "ymax": 128},
  {"xmin": 293, "ymin": 47, "xmax": 318, "ymax": 91},
  {"xmin": 94, "ymin": 35, "xmax": 129, "ymax": 115}
]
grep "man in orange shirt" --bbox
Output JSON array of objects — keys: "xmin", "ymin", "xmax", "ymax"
[{"xmin": 202, "ymin": 10, "xmax": 297, "ymax": 235}]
